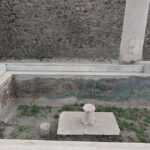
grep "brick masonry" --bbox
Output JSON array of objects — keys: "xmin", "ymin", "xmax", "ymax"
[{"xmin": 0, "ymin": 0, "xmax": 150, "ymax": 60}]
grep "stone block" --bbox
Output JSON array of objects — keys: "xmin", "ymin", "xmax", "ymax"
[
  {"xmin": 57, "ymin": 112, "xmax": 120, "ymax": 136},
  {"xmin": 40, "ymin": 122, "xmax": 51, "ymax": 137}
]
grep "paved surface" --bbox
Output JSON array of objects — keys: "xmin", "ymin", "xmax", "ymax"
[{"xmin": 57, "ymin": 112, "xmax": 120, "ymax": 135}]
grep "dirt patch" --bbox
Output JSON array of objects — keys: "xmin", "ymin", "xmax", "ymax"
[{"xmin": 0, "ymin": 103, "xmax": 150, "ymax": 143}]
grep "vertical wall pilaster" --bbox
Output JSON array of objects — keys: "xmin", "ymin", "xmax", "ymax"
[{"xmin": 119, "ymin": 0, "xmax": 150, "ymax": 64}]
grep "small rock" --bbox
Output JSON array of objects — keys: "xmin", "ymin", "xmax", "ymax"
[{"xmin": 40, "ymin": 122, "xmax": 51, "ymax": 137}]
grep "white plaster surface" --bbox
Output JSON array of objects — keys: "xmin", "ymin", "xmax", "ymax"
[
  {"xmin": 6, "ymin": 63, "xmax": 143, "ymax": 73},
  {"xmin": 120, "ymin": 0, "xmax": 150, "ymax": 63},
  {"xmin": 11, "ymin": 71, "xmax": 150, "ymax": 80},
  {"xmin": 92, "ymin": 64, "xmax": 143, "ymax": 72},
  {"xmin": 0, "ymin": 64, "xmax": 6, "ymax": 76},
  {"xmin": 0, "ymin": 72, "xmax": 12, "ymax": 88},
  {"xmin": 138, "ymin": 61, "xmax": 150, "ymax": 73},
  {"xmin": 1, "ymin": 140, "xmax": 150, "ymax": 150},
  {"xmin": 57, "ymin": 112, "xmax": 120, "ymax": 135}
]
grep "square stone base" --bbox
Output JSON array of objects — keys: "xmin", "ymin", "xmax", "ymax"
[{"xmin": 57, "ymin": 112, "xmax": 120, "ymax": 135}]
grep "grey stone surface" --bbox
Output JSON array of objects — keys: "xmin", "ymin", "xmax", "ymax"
[
  {"xmin": 0, "ymin": 64, "xmax": 6, "ymax": 76},
  {"xmin": 57, "ymin": 111, "xmax": 120, "ymax": 135}
]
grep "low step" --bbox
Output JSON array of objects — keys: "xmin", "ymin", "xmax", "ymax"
[{"xmin": 6, "ymin": 63, "xmax": 143, "ymax": 73}]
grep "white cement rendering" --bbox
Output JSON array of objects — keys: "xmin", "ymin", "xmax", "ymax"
[
  {"xmin": 57, "ymin": 112, "xmax": 120, "ymax": 135},
  {"xmin": 0, "ymin": 72, "xmax": 12, "ymax": 88},
  {"xmin": 0, "ymin": 64, "xmax": 6, "ymax": 76},
  {"xmin": 138, "ymin": 61, "xmax": 150, "ymax": 73},
  {"xmin": 11, "ymin": 71, "xmax": 150, "ymax": 80},
  {"xmin": 1, "ymin": 140, "xmax": 150, "ymax": 150},
  {"xmin": 119, "ymin": 0, "xmax": 150, "ymax": 63},
  {"xmin": 6, "ymin": 63, "xmax": 143, "ymax": 73}
]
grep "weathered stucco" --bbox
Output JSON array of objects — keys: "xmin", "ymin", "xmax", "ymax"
[
  {"xmin": 0, "ymin": 77, "xmax": 16, "ymax": 108},
  {"xmin": 15, "ymin": 77, "xmax": 150, "ymax": 101},
  {"xmin": 0, "ymin": 77, "xmax": 17, "ymax": 121}
]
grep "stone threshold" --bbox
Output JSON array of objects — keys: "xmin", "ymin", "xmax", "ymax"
[{"xmin": 0, "ymin": 140, "xmax": 150, "ymax": 150}]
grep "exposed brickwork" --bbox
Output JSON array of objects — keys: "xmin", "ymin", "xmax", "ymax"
[{"xmin": 0, "ymin": 0, "xmax": 149, "ymax": 60}]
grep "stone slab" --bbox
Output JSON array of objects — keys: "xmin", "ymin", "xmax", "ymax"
[
  {"xmin": 6, "ymin": 63, "xmax": 92, "ymax": 72},
  {"xmin": 84, "ymin": 112, "xmax": 120, "ymax": 135},
  {"xmin": 6, "ymin": 63, "xmax": 143, "ymax": 73},
  {"xmin": 57, "ymin": 112, "xmax": 120, "ymax": 135},
  {"xmin": 92, "ymin": 64, "xmax": 143, "ymax": 73},
  {"xmin": 57, "ymin": 112, "xmax": 84, "ymax": 135},
  {"xmin": 1, "ymin": 140, "xmax": 150, "ymax": 150}
]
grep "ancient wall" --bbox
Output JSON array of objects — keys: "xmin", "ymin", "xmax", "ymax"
[
  {"xmin": 15, "ymin": 77, "xmax": 150, "ymax": 101},
  {"xmin": 0, "ymin": 0, "xmax": 149, "ymax": 60},
  {"xmin": 0, "ymin": 77, "xmax": 17, "ymax": 121}
]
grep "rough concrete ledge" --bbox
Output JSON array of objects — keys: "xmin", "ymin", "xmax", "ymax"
[
  {"xmin": 6, "ymin": 63, "xmax": 143, "ymax": 73},
  {"xmin": 138, "ymin": 61, "xmax": 150, "ymax": 73},
  {"xmin": 0, "ymin": 140, "xmax": 150, "ymax": 150},
  {"xmin": 0, "ymin": 64, "xmax": 6, "ymax": 76},
  {"xmin": 0, "ymin": 72, "xmax": 12, "ymax": 88},
  {"xmin": 10, "ymin": 71, "xmax": 150, "ymax": 81}
]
